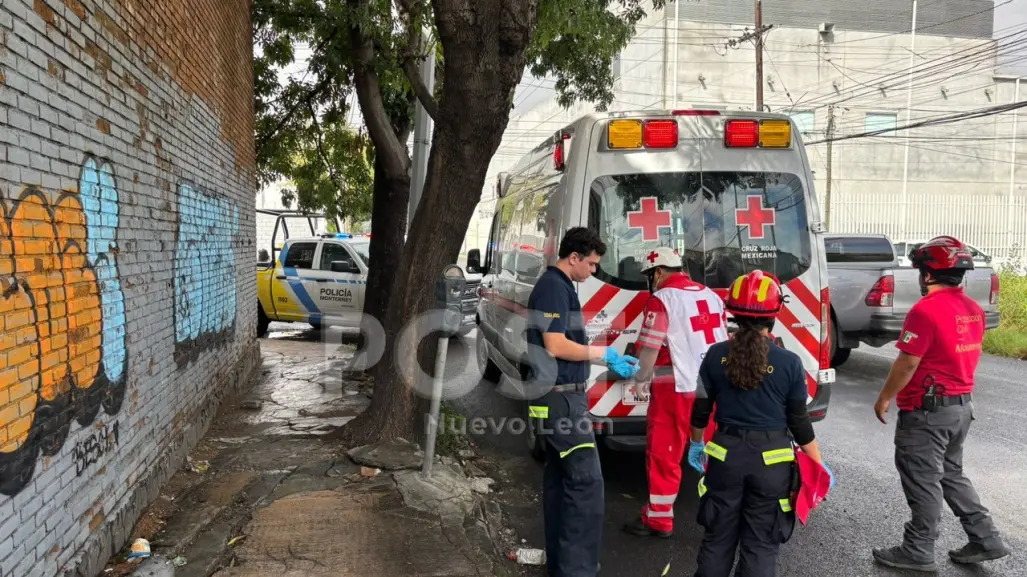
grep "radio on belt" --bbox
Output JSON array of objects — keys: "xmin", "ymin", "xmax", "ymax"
[{"xmin": 436, "ymin": 264, "xmax": 466, "ymax": 336}]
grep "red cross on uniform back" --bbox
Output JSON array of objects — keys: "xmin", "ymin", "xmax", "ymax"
[
  {"xmin": 690, "ymin": 299, "xmax": 723, "ymax": 344},
  {"xmin": 735, "ymin": 195, "xmax": 776, "ymax": 240},
  {"xmin": 628, "ymin": 197, "xmax": 672, "ymax": 241}
]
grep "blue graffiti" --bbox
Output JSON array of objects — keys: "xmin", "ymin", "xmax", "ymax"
[
  {"xmin": 79, "ymin": 156, "xmax": 126, "ymax": 383},
  {"xmin": 173, "ymin": 183, "xmax": 239, "ymax": 361}
]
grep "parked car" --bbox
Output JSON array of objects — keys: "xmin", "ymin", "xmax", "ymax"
[{"xmin": 826, "ymin": 233, "xmax": 1000, "ymax": 367}]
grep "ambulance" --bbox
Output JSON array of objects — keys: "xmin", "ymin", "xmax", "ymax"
[{"xmin": 466, "ymin": 109, "xmax": 836, "ymax": 459}]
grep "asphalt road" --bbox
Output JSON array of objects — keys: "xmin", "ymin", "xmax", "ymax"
[{"xmin": 444, "ymin": 330, "xmax": 1027, "ymax": 577}]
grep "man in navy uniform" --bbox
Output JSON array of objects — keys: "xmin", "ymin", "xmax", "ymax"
[{"xmin": 525, "ymin": 227, "xmax": 639, "ymax": 577}]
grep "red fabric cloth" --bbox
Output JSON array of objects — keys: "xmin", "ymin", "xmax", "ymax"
[{"xmin": 794, "ymin": 448, "xmax": 832, "ymax": 525}]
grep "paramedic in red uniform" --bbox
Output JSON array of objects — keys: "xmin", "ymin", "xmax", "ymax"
[
  {"xmin": 622, "ymin": 247, "xmax": 729, "ymax": 538},
  {"xmin": 872, "ymin": 235, "xmax": 1010, "ymax": 572}
]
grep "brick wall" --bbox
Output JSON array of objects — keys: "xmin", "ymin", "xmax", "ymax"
[{"xmin": 0, "ymin": 0, "xmax": 259, "ymax": 575}]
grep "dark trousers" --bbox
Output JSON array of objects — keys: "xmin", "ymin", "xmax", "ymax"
[
  {"xmin": 894, "ymin": 403, "xmax": 1003, "ymax": 561},
  {"xmin": 534, "ymin": 390, "xmax": 604, "ymax": 577},
  {"xmin": 694, "ymin": 429, "xmax": 796, "ymax": 577}
]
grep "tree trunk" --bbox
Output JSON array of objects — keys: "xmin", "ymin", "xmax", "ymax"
[
  {"xmin": 342, "ymin": 0, "xmax": 539, "ymax": 446},
  {"xmin": 359, "ymin": 154, "xmax": 410, "ymax": 358}
]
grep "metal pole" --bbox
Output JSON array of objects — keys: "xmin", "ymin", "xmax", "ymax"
[
  {"xmin": 755, "ymin": 0, "xmax": 764, "ymax": 110},
  {"xmin": 1007, "ymin": 78, "xmax": 1020, "ymax": 258},
  {"xmin": 672, "ymin": 0, "xmax": 679, "ymax": 108},
  {"xmin": 825, "ymin": 106, "xmax": 836, "ymax": 230},
  {"xmin": 421, "ymin": 335, "xmax": 449, "ymax": 477},
  {"xmin": 899, "ymin": 0, "xmax": 918, "ymax": 239},
  {"xmin": 409, "ymin": 30, "xmax": 436, "ymax": 228}
]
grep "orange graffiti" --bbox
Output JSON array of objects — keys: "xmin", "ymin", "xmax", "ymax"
[{"xmin": 0, "ymin": 187, "xmax": 105, "ymax": 492}]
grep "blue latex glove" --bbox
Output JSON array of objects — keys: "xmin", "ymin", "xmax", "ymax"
[
  {"xmin": 602, "ymin": 346, "xmax": 621, "ymax": 365},
  {"xmin": 609, "ymin": 357, "xmax": 640, "ymax": 379},
  {"xmin": 823, "ymin": 463, "xmax": 836, "ymax": 490},
  {"xmin": 687, "ymin": 441, "xmax": 706, "ymax": 474}
]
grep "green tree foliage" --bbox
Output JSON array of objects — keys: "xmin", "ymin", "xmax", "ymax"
[
  {"xmin": 252, "ymin": 0, "xmax": 675, "ymax": 444},
  {"xmin": 279, "ymin": 127, "xmax": 375, "ymax": 224}
]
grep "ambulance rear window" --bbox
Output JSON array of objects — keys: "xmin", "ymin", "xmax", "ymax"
[{"xmin": 587, "ymin": 171, "xmax": 812, "ymax": 291}]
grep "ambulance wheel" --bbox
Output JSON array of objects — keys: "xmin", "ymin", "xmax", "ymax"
[
  {"xmin": 476, "ymin": 330, "xmax": 501, "ymax": 383},
  {"xmin": 257, "ymin": 305, "xmax": 270, "ymax": 338}
]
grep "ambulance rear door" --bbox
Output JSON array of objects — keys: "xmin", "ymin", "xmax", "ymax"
[{"xmin": 697, "ymin": 112, "xmax": 830, "ymax": 401}]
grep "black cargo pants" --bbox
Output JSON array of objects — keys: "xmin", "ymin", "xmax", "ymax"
[
  {"xmin": 694, "ymin": 428, "xmax": 797, "ymax": 577},
  {"xmin": 530, "ymin": 389, "xmax": 604, "ymax": 577},
  {"xmin": 894, "ymin": 402, "xmax": 1003, "ymax": 562}
]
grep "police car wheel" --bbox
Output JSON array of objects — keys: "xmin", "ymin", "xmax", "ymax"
[{"xmin": 257, "ymin": 305, "xmax": 270, "ymax": 338}]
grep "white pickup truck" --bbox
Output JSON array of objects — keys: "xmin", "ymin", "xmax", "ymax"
[{"xmin": 826, "ymin": 233, "xmax": 1000, "ymax": 367}]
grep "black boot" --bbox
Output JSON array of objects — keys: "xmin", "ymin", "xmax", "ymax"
[
  {"xmin": 622, "ymin": 518, "xmax": 672, "ymax": 538},
  {"xmin": 872, "ymin": 546, "xmax": 937, "ymax": 572},
  {"xmin": 949, "ymin": 542, "xmax": 1011, "ymax": 564}
]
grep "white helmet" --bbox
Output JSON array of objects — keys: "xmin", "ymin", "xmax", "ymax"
[{"xmin": 640, "ymin": 246, "xmax": 682, "ymax": 273}]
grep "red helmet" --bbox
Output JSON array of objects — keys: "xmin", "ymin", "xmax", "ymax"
[
  {"xmin": 911, "ymin": 236, "xmax": 974, "ymax": 272},
  {"xmin": 726, "ymin": 270, "xmax": 783, "ymax": 318}
]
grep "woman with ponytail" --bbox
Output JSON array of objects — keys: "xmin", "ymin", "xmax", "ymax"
[{"xmin": 688, "ymin": 270, "xmax": 833, "ymax": 577}]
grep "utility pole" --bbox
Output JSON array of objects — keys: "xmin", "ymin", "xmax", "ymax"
[
  {"xmin": 825, "ymin": 106, "xmax": 836, "ymax": 230},
  {"xmin": 1008, "ymin": 77, "xmax": 1021, "ymax": 258},
  {"xmin": 755, "ymin": 0, "xmax": 764, "ymax": 110},
  {"xmin": 898, "ymin": 0, "xmax": 918, "ymax": 239},
  {"xmin": 409, "ymin": 32, "xmax": 436, "ymax": 229}
]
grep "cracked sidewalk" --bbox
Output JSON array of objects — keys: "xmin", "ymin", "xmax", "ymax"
[{"xmin": 103, "ymin": 328, "xmax": 515, "ymax": 577}]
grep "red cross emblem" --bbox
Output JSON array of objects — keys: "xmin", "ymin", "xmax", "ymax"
[
  {"xmin": 690, "ymin": 300, "xmax": 723, "ymax": 344},
  {"xmin": 628, "ymin": 197, "xmax": 672, "ymax": 241},
  {"xmin": 646, "ymin": 251, "xmax": 660, "ymax": 263},
  {"xmin": 735, "ymin": 195, "xmax": 776, "ymax": 240}
]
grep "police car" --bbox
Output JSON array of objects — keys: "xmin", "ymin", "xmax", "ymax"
[{"xmin": 257, "ymin": 233, "xmax": 481, "ymax": 336}]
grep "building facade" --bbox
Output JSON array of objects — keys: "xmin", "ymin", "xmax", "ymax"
[
  {"xmin": 0, "ymin": 0, "xmax": 260, "ymax": 574},
  {"xmin": 471, "ymin": 0, "xmax": 1027, "ymax": 264}
]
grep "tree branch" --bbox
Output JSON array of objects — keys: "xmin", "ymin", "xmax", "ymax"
[
  {"xmin": 394, "ymin": 0, "xmax": 438, "ymax": 120},
  {"xmin": 401, "ymin": 59, "xmax": 438, "ymax": 121},
  {"xmin": 349, "ymin": 0, "xmax": 410, "ymax": 176},
  {"xmin": 307, "ymin": 101, "xmax": 346, "ymax": 193},
  {"xmin": 255, "ymin": 28, "xmax": 341, "ymax": 155}
]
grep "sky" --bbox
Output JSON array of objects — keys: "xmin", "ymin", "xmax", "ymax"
[{"xmin": 995, "ymin": 0, "xmax": 1027, "ymax": 76}]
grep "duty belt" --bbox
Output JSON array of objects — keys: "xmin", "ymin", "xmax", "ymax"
[
  {"xmin": 935, "ymin": 393, "xmax": 972, "ymax": 406},
  {"xmin": 552, "ymin": 383, "xmax": 587, "ymax": 393},
  {"xmin": 717, "ymin": 424, "xmax": 791, "ymax": 441}
]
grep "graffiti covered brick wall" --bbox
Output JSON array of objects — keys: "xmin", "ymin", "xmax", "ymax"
[{"xmin": 0, "ymin": 0, "xmax": 258, "ymax": 575}]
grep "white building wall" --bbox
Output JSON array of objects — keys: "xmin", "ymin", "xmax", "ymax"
[{"xmin": 468, "ymin": 9, "xmax": 1027, "ymax": 262}]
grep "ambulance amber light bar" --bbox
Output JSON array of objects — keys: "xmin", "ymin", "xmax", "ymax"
[
  {"xmin": 724, "ymin": 119, "xmax": 792, "ymax": 148},
  {"xmin": 608, "ymin": 119, "xmax": 679, "ymax": 149}
]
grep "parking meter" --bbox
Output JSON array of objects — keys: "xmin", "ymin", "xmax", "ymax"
[{"xmin": 435, "ymin": 265, "xmax": 466, "ymax": 337}]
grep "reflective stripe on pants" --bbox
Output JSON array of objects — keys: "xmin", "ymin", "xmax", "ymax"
[
  {"xmin": 539, "ymin": 390, "xmax": 603, "ymax": 577},
  {"xmin": 639, "ymin": 380, "xmax": 696, "ymax": 532}
]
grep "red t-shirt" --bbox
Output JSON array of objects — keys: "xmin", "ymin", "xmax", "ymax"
[{"xmin": 894, "ymin": 287, "xmax": 985, "ymax": 411}]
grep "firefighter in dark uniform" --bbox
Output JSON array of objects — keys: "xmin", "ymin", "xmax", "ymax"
[
  {"xmin": 689, "ymin": 270, "xmax": 834, "ymax": 577},
  {"xmin": 524, "ymin": 227, "xmax": 639, "ymax": 577},
  {"xmin": 872, "ymin": 235, "xmax": 1010, "ymax": 572}
]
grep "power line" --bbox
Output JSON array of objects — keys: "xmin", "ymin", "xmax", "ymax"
[{"xmin": 806, "ymin": 100, "xmax": 1027, "ymax": 145}]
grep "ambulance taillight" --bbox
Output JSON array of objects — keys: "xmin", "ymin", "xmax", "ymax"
[
  {"xmin": 607, "ymin": 119, "xmax": 679, "ymax": 149},
  {"xmin": 724, "ymin": 119, "xmax": 792, "ymax": 149}
]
